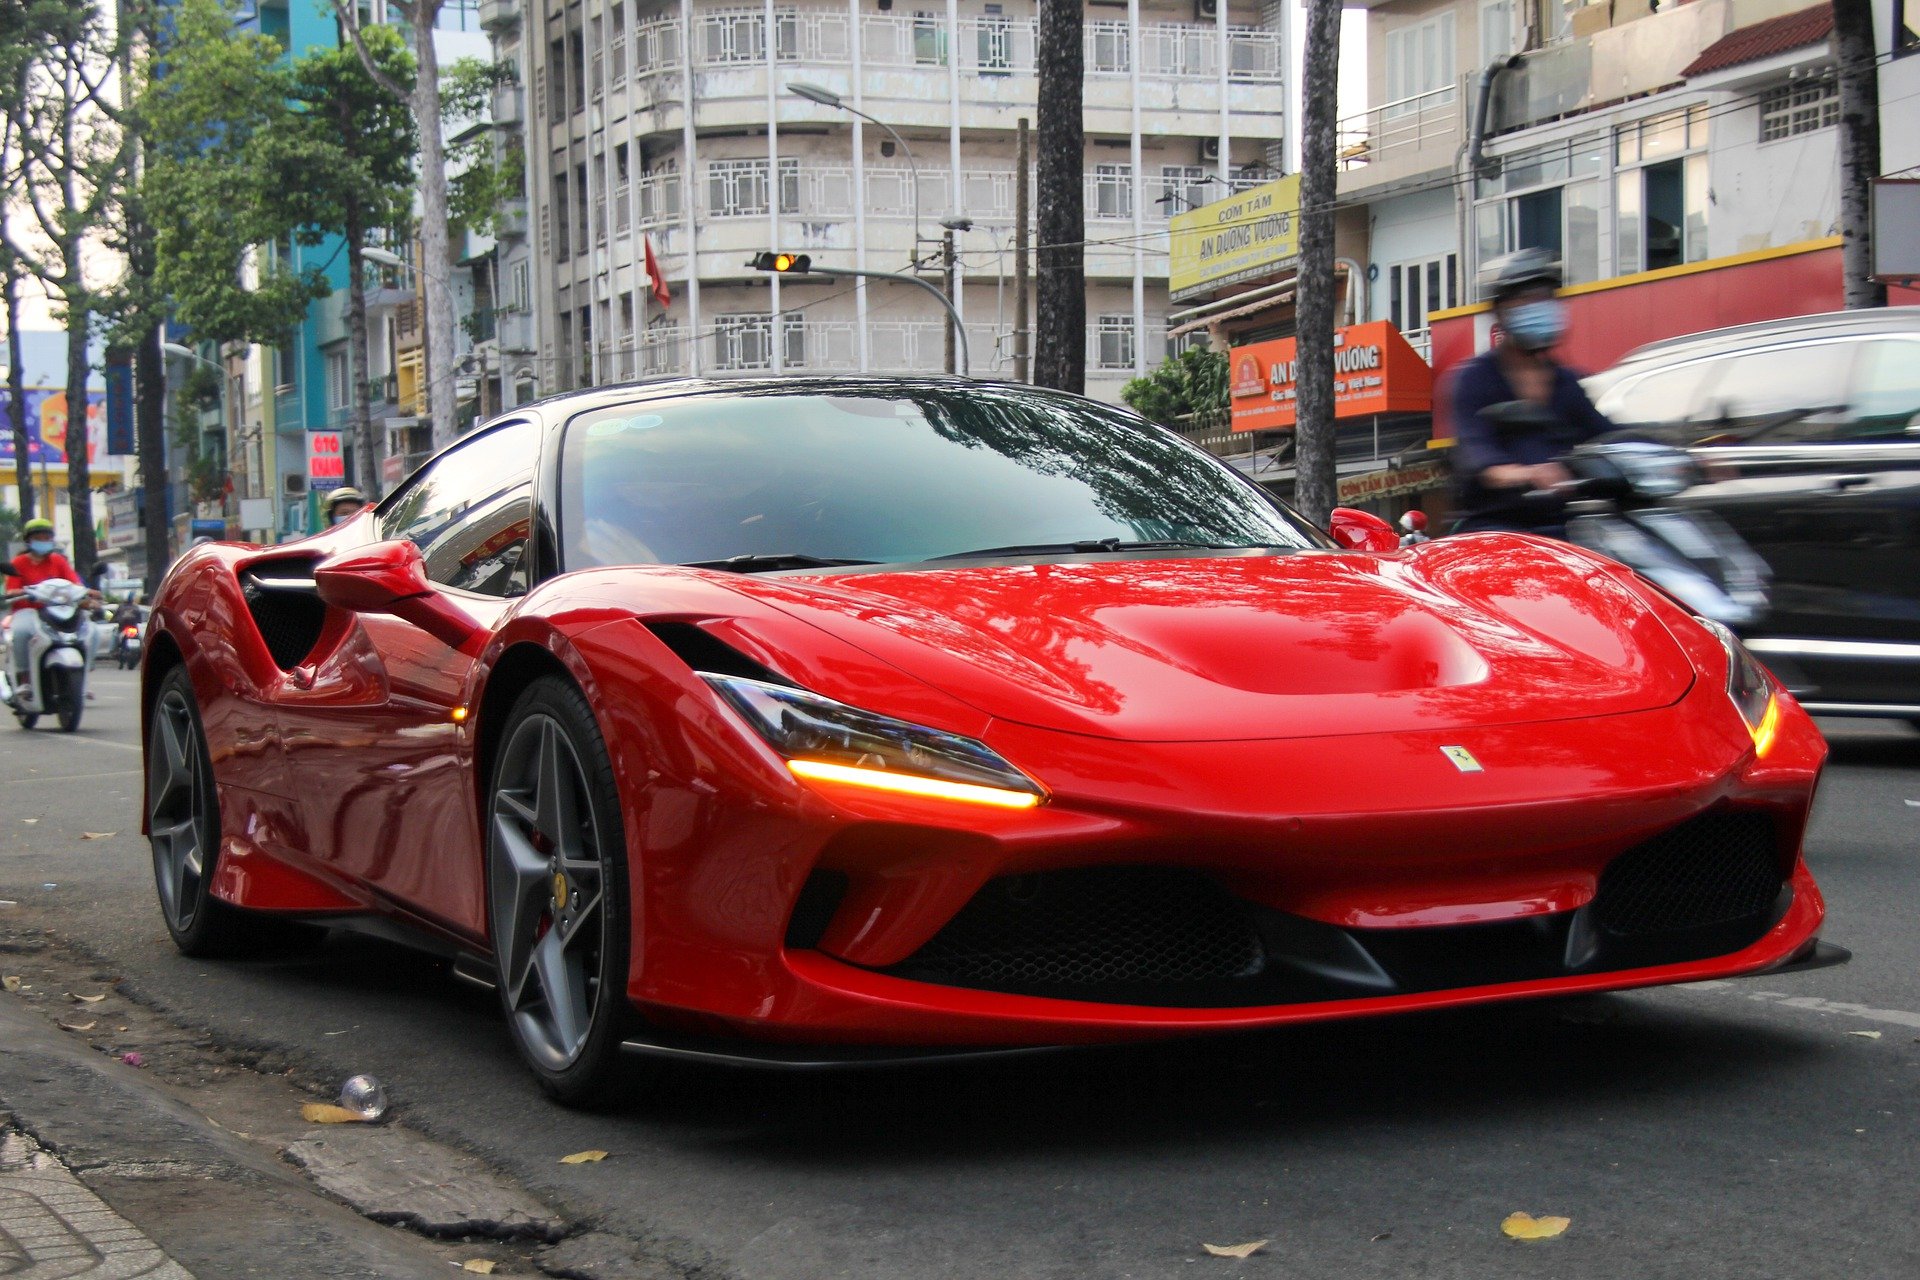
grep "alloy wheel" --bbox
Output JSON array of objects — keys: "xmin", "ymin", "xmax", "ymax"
[
  {"xmin": 490, "ymin": 713, "xmax": 609, "ymax": 1072},
  {"xmin": 148, "ymin": 686, "xmax": 210, "ymax": 932}
]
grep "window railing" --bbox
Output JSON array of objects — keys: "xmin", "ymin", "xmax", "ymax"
[
  {"xmin": 613, "ymin": 11, "xmax": 1279, "ymax": 83},
  {"xmin": 1335, "ymin": 81, "xmax": 1464, "ymax": 172}
]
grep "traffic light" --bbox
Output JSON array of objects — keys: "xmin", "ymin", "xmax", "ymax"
[{"xmin": 748, "ymin": 252, "xmax": 812, "ymax": 273}]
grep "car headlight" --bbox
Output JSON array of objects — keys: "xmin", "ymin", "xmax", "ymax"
[
  {"xmin": 702, "ymin": 674, "xmax": 1044, "ymax": 809},
  {"xmin": 1696, "ymin": 619, "xmax": 1780, "ymax": 755}
]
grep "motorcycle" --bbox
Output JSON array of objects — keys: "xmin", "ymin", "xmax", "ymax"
[
  {"xmin": 1, "ymin": 579, "xmax": 99, "ymax": 731},
  {"xmin": 113, "ymin": 618, "xmax": 144, "ymax": 669},
  {"xmin": 1470, "ymin": 403, "xmax": 1771, "ymax": 631}
]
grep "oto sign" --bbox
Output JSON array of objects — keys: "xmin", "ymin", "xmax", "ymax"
[
  {"xmin": 308, "ymin": 432, "xmax": 346, "ymax": 491},
  {"xmin": 1228, "ymin": 322, "xmax": 1433, "ymax": 433}
]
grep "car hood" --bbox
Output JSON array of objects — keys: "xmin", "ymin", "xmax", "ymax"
[{"xmin": 714, "ymin": 538, "xmax": 1695, "ymax": 742}]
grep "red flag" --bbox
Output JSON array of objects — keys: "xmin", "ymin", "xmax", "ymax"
[{"xmin": 643, "ymin": 236, "xmax": 670, "ymax": 310}]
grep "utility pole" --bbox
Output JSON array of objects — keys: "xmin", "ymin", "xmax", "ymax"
[
  {"xmin": 942, "ymin": 227, "xmax": 958, "ymax": 375},
  {"xmin": 1034, "ymin": 0, "xmax": 1085, "ymax": 393},
  {"xmin": 1833, "ymin": 0, "xmax": 1886, "ymax": 309},
  {"xmin": 1293, "ymin": 0, "xmax": 1343, "ymax": 527},
  {"xmin": 1014, "ymin": 117, "xmax": 1030, "ymax": 384}
]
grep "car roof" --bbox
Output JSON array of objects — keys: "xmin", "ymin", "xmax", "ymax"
[
  {"xmin": 502, "ymin": 374, "xmax": 1052, "ymax": 425},
  {"xmin": 1609, "ymin": 306, "xmax": 1920, "ymax": 373}
]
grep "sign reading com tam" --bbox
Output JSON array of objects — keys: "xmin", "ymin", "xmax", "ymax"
[{"xmin": 1168, "ymin": 174, "xmax": 1301, "ymax": 300}]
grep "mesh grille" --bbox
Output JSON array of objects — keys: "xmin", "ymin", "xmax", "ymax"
[
  {"xmin": 1591, "ymin": 810, "xmax": 1783, "ymax": 936},
  {"xmin": 895, "ymin": 867, "xmax": 1263, "ymax": 991}
]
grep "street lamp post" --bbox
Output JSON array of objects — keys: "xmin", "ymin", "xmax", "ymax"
[{"xmin": 786, "ymin": 82, "xmax": 927, "ymax": 268}]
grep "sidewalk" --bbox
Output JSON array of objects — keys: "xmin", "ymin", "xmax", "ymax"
[{"xmin": 1, "ymin": 1127, "xmax": 194, "ymax": 1278}]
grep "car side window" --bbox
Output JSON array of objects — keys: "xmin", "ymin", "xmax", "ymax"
[
  {"xmin": 1597, "ymin": 361, "xmax": 1722, "ymax": 428},
  {"xmin": 422, "ymin": 484, "xmax": 534, "ymax": 597},
  {"xmin": 378, "ymin": 421, "xmax": 540, "ymax": 565},
  {"xmin": 1844, "ymin": 338, "xmax": 1920, "ymax": 441},
  {"xmin": 1698, "ymin": 342, "xmax": 1854, "ymax": 443}
]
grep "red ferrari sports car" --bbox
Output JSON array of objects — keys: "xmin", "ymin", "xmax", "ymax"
[{"xmin": 142, "ymin": 378, "xmax": 1841, "ymax": 1103}]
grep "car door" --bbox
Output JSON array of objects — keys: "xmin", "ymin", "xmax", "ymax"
[{"xmin": 276, "ymin": 421, "xmax": 541, "ymax": 939}]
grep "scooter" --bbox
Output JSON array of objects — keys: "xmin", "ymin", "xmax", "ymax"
[
  {"xmin": 1470, "ymin": 403, "xmax": 1771, "ymax": 631},
  {"xmin": 114, "ymin": 618, "xmax": 144, "ymax": 669},
  {"xmin": 2, "ymin": 579, "xmax": 99, "ymax": 731}
]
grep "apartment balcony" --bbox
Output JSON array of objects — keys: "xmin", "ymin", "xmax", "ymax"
[
  {"xmin": 496, "ymin": 196, "xmax": 530, "ymax": 242},
  {"xmin": 497, "ymin": 309, "xmax": 536, "ymax": 354},
  {"xmin": 491, "ymin": 83, "xmax": 522, "ymax": 128},
  {"xmin": 478, "ymin": 0, "xmax": 519, "ymax": 34},
  {"xmin": 1490, "ymin": 0, "xmax": 1733, "ymax": 136},
  {"xmin": 599, "ymin": 318, "xmax": 1164, "ymax": 385},
  {"xmin": 1335, "ymin": 81, "xmax": 1465, "ymax": 196},
  {"xmin": 592, "ymin": 10, "xmax": 1284, "ymax": 140}
]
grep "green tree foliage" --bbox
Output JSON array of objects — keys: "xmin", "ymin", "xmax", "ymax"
[
  {"xmin": 137, "ymin": 0, "xmax": 327, "ymax": 346},
  {"xmin": 1121, "ymin": 347, "xmax": 1230, "ymax": 433},
  {"xmin": 442, "ymin": 57, "xmax": 523, "ymax": 241}
]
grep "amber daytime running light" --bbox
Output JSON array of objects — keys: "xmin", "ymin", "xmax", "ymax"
[
  {"xmin": 1699, "ymin": 619, "xmax": 1781, "ymax": 756},
  {"xmin": 701, "ymin": 674, "xmax": 1044, "ymax": 808}
]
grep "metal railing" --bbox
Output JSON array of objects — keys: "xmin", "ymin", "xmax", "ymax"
[
  {"xmin": 1336, "ymin": 82, "xmax": 1463, "ymax": 172},
  {"xmin": 624, "ymin": 11, "xmax": 1281, "ymax": 84}
]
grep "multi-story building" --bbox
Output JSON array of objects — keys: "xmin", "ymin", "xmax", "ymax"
[
  {"xmin": 1337, "ymin": 0, "xmax": 1920, "ymax": 368},
  {"xmin": 483, "ymin": 0, "xmax": 1291, "ymax": 406}
]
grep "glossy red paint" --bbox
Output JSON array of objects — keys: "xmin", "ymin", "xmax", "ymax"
[
  {"xmin": 1327, "ymin": 507, "xmax": 1400, "ymax": 552},
  {"xmin": 143, "ymin": 520, "xmax": 1831, "ymax": 1051}
]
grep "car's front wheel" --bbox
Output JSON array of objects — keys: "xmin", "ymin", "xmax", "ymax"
[
  {"xmin": 486, "ymin": 675, "xmax": 640, "ymax": 1107},
  {"xmin": 148, "ymin": 667, "xmax": 252, "ymax": 954}
]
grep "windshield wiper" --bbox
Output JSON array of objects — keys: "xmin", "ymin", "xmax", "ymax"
[
  {"xmin": 682, "ymin": 553, "xmax": 880, "ymax": 573},
  {"xmin": 930, "ymin": 538, "xmax": 1252, "ymax": 560}
]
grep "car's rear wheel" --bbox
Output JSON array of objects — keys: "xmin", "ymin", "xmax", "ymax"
[
  {"xmin": 487, "ymin": 676, "xmax": 640, "ymax": 1107},
  {"xmin": 148, "ymin": 667, "xmax": 256, "ymax": 955}
]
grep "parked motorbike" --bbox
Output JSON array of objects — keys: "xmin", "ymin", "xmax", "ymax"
[
  {"xmin": 1472, "ymin": 403, "xmax": 1772, "ymax": 631},
  {"xmin": 1, "ymin": 580, "xmax": 99, "ymax": 731}
]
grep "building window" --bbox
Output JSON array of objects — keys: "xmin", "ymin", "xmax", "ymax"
[
  {"xmin": 706, "ymin": 158, "xmax": 800, "ymax": 217},
  {"xmin": 1158, "ymin": 165, "xmax": 1212, "ymax": 216},
  {"xmin": 1614, "ymin": 106, "xmax": 1709, "ymax": 273},
  {"xmin": 1759, "ymin": 75, "xmax": 1839, "ymax": 142},
  {"xmin": 575, "ymin": 164, "xmax": 590, "ymax": 254},
  {"xmin": 547, "ymin": 38, "xmax": 566, "ymax": 117},
  {"xmin": 1094, "ymin": 315, "xmax": 1136, "ymax": 370},
  {"xmin": 553, "ymin": 170, "xmax": 571, "ymax": 259},
  {"xmin": 1479, "ymin": 0, "xmax": 1511, "ymax": 68},
  {"xmin": 978, "ymin": 4, "xmax": 1012, "ymax": 72},
  {"xmin": 714, "ymin": 314, "xmax": 804, "ymax": 370},
  {"xmin": 1092, "ymin": 164, "xmax": 1132, "ymax": 219},
  {"xmin": 1089, "ymin": 22, "xmax": 1130, "ymax": 73},
  {"xmin": 1384, "ymin": 12, "xmax": 1455, "ymax": 111},
  {"xmin": 609, "ymin": 4, "xmax": 627, "ymax": 89},
  {"xmin": 1387, "ymin": 255, "xmax": 1457, "ymax": 343},
  {"xmin": 325, "ymin": 350, "xmax": 351, "ymax": 412},
  {"xmin": 1473, "ymin": 137, "xmax": 1605, "ymax": 285},
  {"xmin": 912, "ymin": 11, "xmax": 947, "ymax": 65}
]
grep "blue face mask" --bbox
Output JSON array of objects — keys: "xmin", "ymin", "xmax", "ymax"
[
  {"xmin": 1502, "ymin": 299, "xmax": 1567, "ymax": 352},
  {"xmin": 27, "ymin": 539, "xmax": 53, "ymax": 556}
]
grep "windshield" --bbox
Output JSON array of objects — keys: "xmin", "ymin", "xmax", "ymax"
[{"xmin": 559, "ymin": 385, "xmax": 1325, "ymax": 570}]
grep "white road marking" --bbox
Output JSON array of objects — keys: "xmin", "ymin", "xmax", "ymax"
[
  {"xmin": 1684, "ymin": 981, "xmax": 1920, "ymax": 1031},
  {"xmin": 0, "ymin": 769, "xmax": 140, "ymax": 786},
  {"xmin": 1905, "ymin": 799, "xmax": 1919, "ymax": 808}
]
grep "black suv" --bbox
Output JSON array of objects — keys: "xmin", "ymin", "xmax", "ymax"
[{"xmin": 1586, "ymin": 308, "xmax": 1920, "ymax": 723}]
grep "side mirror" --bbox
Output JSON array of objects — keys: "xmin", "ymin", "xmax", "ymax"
[
  {"xmin": 1328, "ymin": 507, "xmax": 1401, "ymax": 553},
  {"xmin": 315, "ymin": 539, "xmax": 482, "ymax": 652}
]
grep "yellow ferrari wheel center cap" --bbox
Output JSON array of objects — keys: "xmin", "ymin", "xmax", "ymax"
[{"xmin": 553, "ymin": 871, "xmax": 568, "ymax": 905}]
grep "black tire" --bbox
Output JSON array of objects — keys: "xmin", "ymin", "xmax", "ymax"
[
  {"xmin": 147, "ymin": 666, "xmax": 265, "ymax": 956},
  {"xmin": 52, "ymin": 668, "xmax": 81, "ymax": 732},
  {"xmin": 14, "ymin": 711, "xmax": 36, "ymax": 729},
  {"xmin": 485, "ymin": 675, "xmax": 643, "ymax": 1107}
]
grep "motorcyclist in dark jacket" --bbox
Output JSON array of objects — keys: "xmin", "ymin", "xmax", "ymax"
[{"xmin": 1445, "ymin": 250, "xmax": 1614, "ymax": 534}]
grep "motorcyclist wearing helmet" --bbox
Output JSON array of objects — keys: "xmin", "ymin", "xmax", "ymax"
[
  {"xmin": 1397, "ymin": 510, "xmax": 1431, "ymax": 546},
  {"xmin": 327, "ymin": 487, "xmax": 368, "ymax": 526},
  {"xmin": 6, "ymin": 519, "xmax": 99, "ymax": 685},
  {"xmin": 1445, "ymin": 249, "xmax": 1613, "ymax": 533}
]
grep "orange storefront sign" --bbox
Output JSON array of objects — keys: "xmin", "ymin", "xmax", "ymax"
[{"xmin": 1229, "ymin": 321, "xmax": 1433, "ymax": 432}]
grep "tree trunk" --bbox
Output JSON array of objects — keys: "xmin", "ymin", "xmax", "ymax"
[
  {"xmin": 410, "ymin": 5, "xmax": 459, "ymax": 449},
  {"xmin": 345, "ymin": 223, "xmax": 380, "ymax": 498},
  {"xmin": 137, "ymin": 325, "xmax": 169, "ymax": 586},
  {"xmin": 63, "ymin": 283, "xmax": 96, "ymax": 575},
  {"xmin": 1033, "ymin": 0, "xmax": 1084, "ymax": 394},
  {"xmin": 1833, "ymin": 0, "xmax": 1885, "ymax": 309},
  {"xmin": 1291, "ymin": 0, "xmax": 1342, "ymax": 528},
  {"xmin": 4, "ymin": 264, "xmax": 30, "ymax": 522}
]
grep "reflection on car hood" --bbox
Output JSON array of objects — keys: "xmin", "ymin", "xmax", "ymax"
[{"xmin": 714, "ymin": 538, "xmax": 1695, "ymax": 742}]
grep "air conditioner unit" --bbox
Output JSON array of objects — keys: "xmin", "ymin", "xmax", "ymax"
[
  {"xmin": 1199, "ymin": 138, "xmax": 1221, "ymax": 164},
  {"xmin": 1196, "ymin": 0, "xmax": 1219, "ymax": 20},
  {"xmin": 282, "ymin": 473, "xmax": 307, "ymax": 498}
]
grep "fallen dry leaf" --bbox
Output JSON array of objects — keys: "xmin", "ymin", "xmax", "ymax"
[
  {"xmin": 1848, "ymin": 1030, "xmax": 1882, "ymax": 1039},
  {"xmin": 80, "ymin": 832, "xmax": 116, "ymax": 840},
  {"xmin": 1, "ymin": 976, "xmax": 20, "ymax": 993},
  {"xmin": 301, "ymin": 1103, "xmax": 376, "ymax": 1124},
  {"xmin": 1202, "ymin": 1241, "xmax": 1267, "ymax": 1259},
  {"xmin": 1502, "ymin": 1212, "xmax": 1570, "ymax": 1241},
  {"xmin": 559, "ymin": 1149, "xmax": 609, "ymax": 1165},
  {"xmin": 58, "ymin": 1019, "xmax": 96, "ymax": 1033},
  {"xmin": 69, "ymin": 992, "xmax": 108, "ymax": 1004},
  {"xmin": 460, "ymin": 1262, "xmax": 497, "ymax": 1275}
]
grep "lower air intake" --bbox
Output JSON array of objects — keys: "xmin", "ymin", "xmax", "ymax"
[
  {"xmin": 887, "ymin": 867, "xmax": 1262, "ymax": 997},
  {"xmin": 1590, "ymin": 809, "xmax": 1784, "ymax": 936}
]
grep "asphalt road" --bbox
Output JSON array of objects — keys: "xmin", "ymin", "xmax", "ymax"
[{"xmin": 3, "ymin": 666, "xmax": 1919, "ymax": 1279}]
